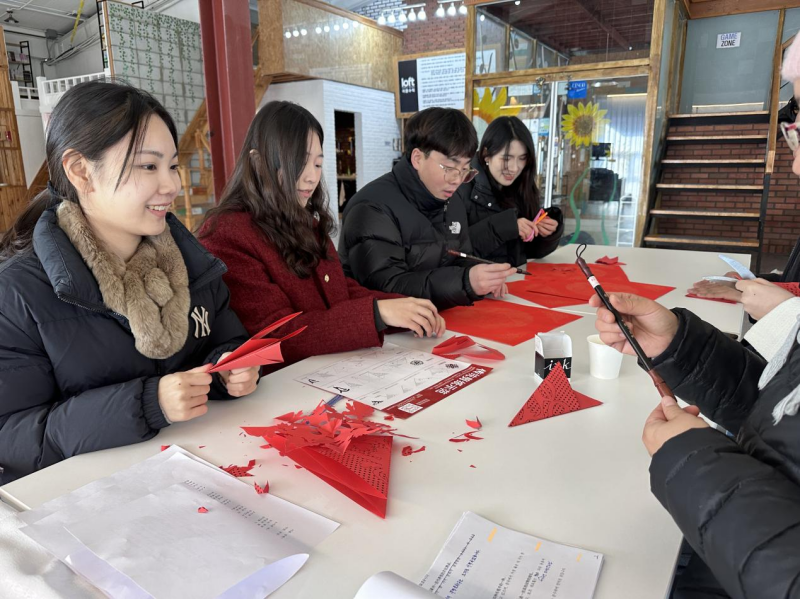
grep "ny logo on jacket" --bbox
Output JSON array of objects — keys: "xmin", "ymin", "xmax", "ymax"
[{"xmin": 191, "ymin": 306, "xmax": 211, "ymax": 338}]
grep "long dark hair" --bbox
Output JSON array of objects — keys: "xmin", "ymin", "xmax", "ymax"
[
  {"xmin": 0, "ymin": 79, "xmax": 178, "ymax": 262},
  {"xmin": 200, "ymin": 101, "xmax": 333, "ymax": 279},
  {"xmin": 479, "ymin": 116, "xmax": 540, "ymax": 219}
]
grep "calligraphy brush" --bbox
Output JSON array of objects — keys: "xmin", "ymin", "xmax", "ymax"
[
  {"xmin": 575, "ymin": 244, "xmax": 673, "ymax": 398},
  {"xmin": 447, "ymin": 249, "xmax": 531, "ymax": 276}
]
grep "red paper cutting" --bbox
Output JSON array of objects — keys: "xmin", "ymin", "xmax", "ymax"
[
  {"xmin": 440, "ymin": 300, "xmax": 582, "ymax": 346},
  {"xmin": 432, "ymin": 336, "xmax": 505, "ymax": 360},
  {"xmin": 254, "ymin": 481, "xmax": 270, "ymax": 495},
  {"xmin": 776, "ymin": 282, "xmax": 800, "ymax": 297},
  {"xmin": 449, "ymin": 431, "xmax": 484, "ymax": 442},
  {"xmin": 220, "ymin": 459, "xmax": 257, "ymax": 477},
  {"xmin": 197, "ymin": 507, "xmax": 208, "ymax": 513},
  {"xmin": 466, "ymin": 417, "xmax": 482, "ymax": 430},
  {"xmin": 343, "ymin": 401, "xmax": 375, "ymax": 419},
  {"xmin": 384, "ymin": 415, "xmax": 395, "ymax": 421},
  {"xmin": 401, "ymin": 445, "xmax": 426, "ymax": 456},
  {"xmin": 596, "ymin": 256, "xmax": 626, "ymax": 265},
  {"xmin": 208, "ymin": 312, "xmax": 307, "ymax": 373},
  {"xmin": 160, "ymin": 445, "xmax": 170, "ymax": 451},
  {"xmin": 509, "ymin": 363, "xmax": 602, "ymax": 427}
]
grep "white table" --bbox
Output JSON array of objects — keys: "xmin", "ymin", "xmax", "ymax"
[{"xmin": 0, "ymin": 246, "xmax": 749, "ymax": 599}]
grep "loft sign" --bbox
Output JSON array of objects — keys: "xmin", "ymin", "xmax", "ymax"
[{"xmin": 716, "ymin": 32, "xmax": 741, "ymax": 49}]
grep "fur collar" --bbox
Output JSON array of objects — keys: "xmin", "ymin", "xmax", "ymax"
[{"xmin": 56, "ymin": 201, "xmax": 190, "ymax": 359}]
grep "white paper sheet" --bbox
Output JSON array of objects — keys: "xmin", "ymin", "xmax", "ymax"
[
  {"xmin": 420, "ymin": 512, "xmax": 604, "ymax": 599},
  {"xmin": 354, "ymin": 571, "xmax": 437, "ymax": 599},
  {"xmin": 295, "ymin": 343, "xmax": 471, "ymax": 409},
  {"xmin": 19, "ymin": 447, "xmax": 339, "ymax": 598}
]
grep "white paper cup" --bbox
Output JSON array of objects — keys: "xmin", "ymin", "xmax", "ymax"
[{"xmin": 587, "ymin": 334, "xmax": 624, "ymax": 379}]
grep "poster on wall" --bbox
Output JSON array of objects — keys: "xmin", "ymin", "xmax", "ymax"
[
  {"xmin": 396, "ymin": 51, "xmax": 466, "ymax": 117},
  {"xmin": 716, "ymin": 32, "xmax": 741, "ymax": 49}
]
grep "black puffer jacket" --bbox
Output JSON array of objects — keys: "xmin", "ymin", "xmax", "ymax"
[
  {"xmin": 459, "ymin": 155, "xmax": 564, "ymax": 266},
  {"xmin": 339, "ymin": 157, "xmax": 480, "ymax": 310},
  {"xmin": 0, "ymin": 209, "xmax": 249, "ymax": 485},
  {"xmin": 650, "ymin": 308, "xmax": 800, "ymax": 599}
]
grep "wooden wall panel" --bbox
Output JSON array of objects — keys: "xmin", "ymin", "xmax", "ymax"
[
  {"xmin": 279, "ymin": 0, "xmax": 403, "ymax": 93},
  {"xmin": 0, "ymin": 27, "xmax": 28, "ymax": 233}
]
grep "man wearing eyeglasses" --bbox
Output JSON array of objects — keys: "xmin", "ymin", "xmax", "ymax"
[{"xmin": 339, "ymin": 107, "xmax": 516, "ymax": 311}]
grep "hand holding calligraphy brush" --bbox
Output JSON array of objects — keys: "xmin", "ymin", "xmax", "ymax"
[{"xmin": 575, "ymin": 244, "xmax": 674, "ymax": 398}]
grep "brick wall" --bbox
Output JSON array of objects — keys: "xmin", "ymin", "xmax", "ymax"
[
  {"xmin": 401, "ymin": 0, "xmax": 465, "ymax": 54},
  {"xmin": 765, "ymin": 143, "xmax": 800, "ymax": 256},
  {"xmin": 357, "ymin": 0, "xmax": 408, "ymax": 31}
]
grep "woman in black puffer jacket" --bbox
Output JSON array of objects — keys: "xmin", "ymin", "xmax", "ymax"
[{"xmin": 458, "ymin": 116, "xmax": 563, "ymax": 267}]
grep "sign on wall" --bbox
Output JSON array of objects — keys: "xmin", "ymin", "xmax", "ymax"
[
  {"xmin": 716, "ymin": 32, "xmax": 742, "ymax": 49},
  {"xmin": 567, "ymin": 81, "xmax": 588, "ymax": 100},
  {"xmin": 396, "ymin": 51, "xmax": 466, "ymax": 117}
]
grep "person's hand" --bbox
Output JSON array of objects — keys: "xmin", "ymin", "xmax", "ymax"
[
  {"xmin": 517, "ymin": 218, "xmax": 536, "ymax": 240},
  {"xmin": 216, "ymin": 353, "xmax": 259, "ymax": 397},
  {"xmin": 643, "ymin": 395, "xmax": 709, "ymax": 456},
  {"xmin": 490, "ymin": 282, "xmax": 508, "ymax": 299},
  {"xmin": 535, "ymin": 217, "xmax": 559, "ymax": 237},
  {"xmin": 377, "ymin": 298, "xmax": 446, "ymax": 338},
  {"xmin": 590, "ymin": 293, "xmax": 679, "ymax": 358},
  {"xmin": 688, "ymin": 280, "xmax": 742, "ymax": 303},
  {"xmin": 158, "ymin": 366, "xmax": 213, "ymax": 422},
  {"xmin": 469, "ymin": 263, "xmax": 517, "ymax": 296},
  {"xmin": 735, "ymin": 278, "xmax": 794, "ymax": 320}
]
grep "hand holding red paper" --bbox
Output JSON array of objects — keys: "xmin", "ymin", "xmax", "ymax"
[
  {"xmin": 642, "ymin": 395, "xmax": 708, "ymax": 457},
  {"xmin": 158, "ymin": 366, "xmax": 212, "ymax": 422},
  {"xmin": 590, "ymin": 293, "xmax": 678, "ymax": 359},
  {"xmin": 215, "ymin": 354, "xmax": 259, "ymax": 397},
  {"xmin": 687, "ymin": 280, "xmax": 742, "ymax": 304},
  {"xmin": 208, "ymin": 312, "xmax": 307, "ymax": 373},
  {"xmin": 735, "ymin": 278, "xmax": 795, "ymax": 320}
]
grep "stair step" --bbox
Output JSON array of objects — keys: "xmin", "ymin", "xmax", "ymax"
[
  {"xmin": 644, "ymin": 235, "xmax": 759, "ymax": 249},
  {"xmin": 650, "ymin": 209, "xmax": 760, "ymax": 220},
  {"xmin": 666, "ymin": 134, "xmax": 768, "ymax": 144},
  {"xmin": 661, "ymin": 159, "xmax": 765, "ymax": 166},
  {"xmin": 668, "ymin": 111, "xmax": 770, "ymax": 126},
  {"xmin": 656, "ymin": 183, "xmax": 763, "ymax": 192}
]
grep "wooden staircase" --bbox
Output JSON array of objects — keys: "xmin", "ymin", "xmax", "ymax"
[{"xmin": 642, "ymin": 111, "xmax": 771, "ymax": 270}]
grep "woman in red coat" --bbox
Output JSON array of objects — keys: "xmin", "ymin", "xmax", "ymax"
[{"xmin": 199, "ymin": 101, "xmax": 445, "ymax": 370}]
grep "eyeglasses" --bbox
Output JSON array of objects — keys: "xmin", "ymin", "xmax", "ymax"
[
  {"xmin": 439, "ymin": 163, "xmax": 478, "ymax": 184},
  {"xmin": 781, "ymin": 122, "xmax": 799, "ymax": 152}
]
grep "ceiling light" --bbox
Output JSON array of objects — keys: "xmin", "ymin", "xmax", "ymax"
[
  {"xmin": 408, "ymin": 9, "xmax": 417, "ymax": 21},
  {"xmin": 388, "ymin": 12, "xmax": 396, "ymax": 23},
  {"xmin": 447, "ymin": 2, "xmax": 457, "ymax": 16},
  {"xmin": 377, "ymin": 12, "xmax": 386, "ymax": 25},
  {"xmin": 343, "ymin": 21, "xmax": 349, "ymax": 29},
  {"xmin": 514, "ymin": 0, "xmax": 520, "ymax": 4},
  {"xmin": 3, "ymin": 10, "xmax": 18, "ymax": 24},
  {"xmin": 399, "ymin": 10, "xmax": 407, "ymax": 22},
  {"xmin": 292, "ymin": 29, "xmax": 299, "ymax": 37},
  {"xmin": 458, "ymin": 2, "xmax": 467, "ymax": 15},
  {"xmin": 334, "ymin": 23, "xmax": 340, "ymax": 30},
  {"xmin": 324, "ymin": 24, "xmax": 330, "ymax": 32},
  {"xmin": 436, "ymin": 4, "xmax": 445, "ymax": 17},
  {"xmin": 300, "ymin": 28, "xmax": 307, "ymax": 35},
  {"xmin": 479, "ymin": 13, "xmax": 485, "ymax": 21},
  {"xmin": 315, "ymin": 26, "xmax": 322, "ymax": 34},
  {"xmin": 285, "ymin": 31, "xmax": 292, "ymax": 39},
  {"xmin": 418, "ymin": 7, "xmax": 426, "ymax": 20},
  {"xmin": 353, "ymin": 21, "xmax": 359, "ymax": 28}
]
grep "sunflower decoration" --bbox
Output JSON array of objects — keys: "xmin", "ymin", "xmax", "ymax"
[
  {"xmin": 561, "ymin": 101, "xmax": 609, "ymax": 148},
  {"xmin": 472, "ymin": 87, "xmax": 522, "ymax": 139}
]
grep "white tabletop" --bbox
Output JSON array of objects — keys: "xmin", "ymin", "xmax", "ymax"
[{"xmin": 0, "ymin": 246, "xmax": 749, "ymax": 599}]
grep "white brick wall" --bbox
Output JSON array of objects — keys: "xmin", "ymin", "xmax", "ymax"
[
  {"xmin": 357, "ymin": 0, "xmax": 408, "ymax": 31},
  {"xmin": 262, "ymin": 80, "xmax": 401, "ymax": 246}
]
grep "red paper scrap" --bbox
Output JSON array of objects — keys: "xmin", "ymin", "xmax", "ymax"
[
  {"xmin": 401, "ymin": 445, "xmax": 426, "ymax": 456},
  {"xmin": 160, "ymin": 445, "xmax": 170, "ymax": 452},
  {"xmin": 384, "ymin": 415, "xmax": 395, "ymax": 421},
  {"xmin": 776, "ymin": 282, "xmax": 800, "ymax": 297},
  {"xmin": 469, "ymin": 465, "xmax": 476, "ymax": 468},
  {"xmin": 295, "ymin": 465, "xmax": 303, "ymax": 469},
  {"xmin": 686, "ymin": 293, "xmax": 737, "ymax": 304},
  {"xmin": 441, "ymin": 300, "xmax": 582, "ymax": 346},
  {"xmin": 449, "ymin": 431, "xmax": 484, "ymax": 442},
  {"xmin": 220, "ymin": 459, "xmax": 257, "ymax": 477},
  {"xmin": 596, "ymin": 256, "xmax": 626, "ymax": 265},
  {"xmin": 197, "ymin": 507, "xmax": 208, "ymax": 513},
  {"xmin": 254, "ymin": 481, "xmax": 270, "ymax": 495},
  {"xmin": 466, "ymin": 417, "xmax": 482, "ymax": 430},
  {"xmin": 208, "ymin": 312, "xmax": 307, "ymax": 373},
  {"xmin": 198, "ymin": 445, "xmax": 206, "ymax": 449},
  {"xmin": 432, "ymin": 336, "xmax": 505, "ymax": 360},
  {"xmin": 343, "ymin": 401, "xmax": 375, "ymax": 419},
  {"xmin": 509, "ymin": 363, "xmax": 602, "ymax": 427},
  {"xmin": 457, "ymin": 449, "xmax": 463, "ymax": 452}
]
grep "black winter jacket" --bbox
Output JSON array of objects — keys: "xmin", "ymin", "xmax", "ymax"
[
  {"xmin": 0, "ymin": 209, "xmax": 249, "ymax": 485},
  {"xmin": 339, "ymin": 157, "xmax": 480, "ymax": 310},
  {"xmin": 650, "ymin": 308, "xmax": 800, "ymax": 599},
  {"xmin": 459, "ymin": 155, "xmax": 564, "ymax": 267}
]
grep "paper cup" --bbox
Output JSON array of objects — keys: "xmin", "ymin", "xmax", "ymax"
[{"xmin": 587, "ymin": 334, "xmax": 624, "ymax": 380}]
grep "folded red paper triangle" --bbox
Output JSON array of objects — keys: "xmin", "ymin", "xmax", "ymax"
[
  {"xmin": 266, "ymin": 433, "xmax": 392, "ymax": 518},
  {"xmin": 208, "ymin": 312, "xmax": 307, "ymax": 372},
  {"xmin": 509, "ymin": 363, "xmax": 602, "ymax": 426},
  {"xmin": 432, "ymin": 335, "xmax": 505, "ymax": 360}
]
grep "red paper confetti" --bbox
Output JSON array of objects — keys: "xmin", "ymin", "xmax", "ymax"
[
  {"xmin": 220, "ymin": 459, "xmax": 257, "ymax": 477},
  {"xmin": 432, "ymin": 336, "xmax": 505, "ymax": 361},
  {"xmin": 465, "ymin": 417, "xmax": 482, "ymax": 430},
  {"xmin": 197, "ymin": 507, "xmax": 208, "ymax": 513},
  {"xmin": 401, "ymin": 445, "xmax": 426, "ymax": 456},
  {"xmin": 596, "ymin": 256, "xmax": 626, "ymax": 265},
  {"xmin": 295, "ymin": 465, "xmax": 303, "ymax": 469},
  {"xmin": 469, "ymin": 465, "xmax": 476, "ymax": 468},
  {"xmin": 343, "ymin": 401, "xmax": 375, "ymax": 419},
  {"xmin": 254, "ymin": 481, "xmax": 270, "ymax": 495},
  {"xmin": 384, "ymin": 415, "xmax": 395, "ymax": 421},
  {"xmin": 449, "ymin": 431, "xmax": 484, "ymax": 442},
  {"xmin": 160, "ymin": 445, "xmax": 170, "ymax": 451},
  {"xmin": 198, "ymin": 445, "xmax": 206, "ymax": 449}
]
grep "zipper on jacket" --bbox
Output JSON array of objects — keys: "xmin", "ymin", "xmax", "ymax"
[{"xmin": 57, "ymin": 292, "xmax": 125, "ymax": 320}]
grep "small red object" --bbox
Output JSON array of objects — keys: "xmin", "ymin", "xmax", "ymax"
[
  {"xmin": 254, "ymin": 481, "xmax": 270, "ymax": 495},
  {"xmin": 160, "ymin": 445, "xmax": 170, "ymax": 451},
  {"xmin": 401, "ymin": 445, "xmax": 426, "ymax": 456},
  {"xmin": 449, "ymin": 431, "xmax": 484, "ymax": 442},
  {"xmin": 465, "ymin": 417, "xmax": 482, "ymax": 430},
  {"xmin": 384, "ymin": 415, "xmax": 395, "ymax": 421},
  {"xmin": 686, "ymin": 293, "xmax": 737, "ymax": 304},
  {"xmin": 596, "ymin": 256, "xmax": 625, "ymax": 265},
  {"xmin": 433, "ymin": 336, "xmax": 505, "ymax": 360},
  {"xmin": 220, "ymin": 459, "xmax": 257, "ymax": 477},
  {"xmin": 197, "ymin": 507, "xmax": 209, "ymax": 513},
  {"xmin": 469, "ymin": 465, "xmax": 476, "ymax": 468}
]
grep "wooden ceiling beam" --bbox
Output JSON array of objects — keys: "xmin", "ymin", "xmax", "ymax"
[
  {"xmin": 689, "ymin": 0, "xmax": 800, "ymax": 19},
  {"xmin": 570, "ymin": 0, "xmax": 632, "ymax": 48}
]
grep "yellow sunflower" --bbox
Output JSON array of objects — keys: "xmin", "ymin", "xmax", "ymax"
[
  {"xmin": 473, "ymin": 87, "xmax": 521, "ymax": 124},
  {"xmin": 561, "ymin": 102, "xmax": 609, "ymax": 148}
]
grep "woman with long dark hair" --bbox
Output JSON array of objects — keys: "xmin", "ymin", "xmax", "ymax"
[
  {"xmin": 199, "ymin": 101, "xmax": 445, "ymax": 371},
  {"xmin": 459, "ymin": 116, "xmax": 563, "ymax": 266},
  {"xmin": 0, "ymin": 80, "xmax": 259, "ymax": 485}
]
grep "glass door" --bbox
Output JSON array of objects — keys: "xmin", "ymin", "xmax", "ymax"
[{"xmin": 472, "ymin": 74, "xmax": 648, "ymax": 247}]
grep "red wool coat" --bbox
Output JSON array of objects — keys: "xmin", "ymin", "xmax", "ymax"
[{"xmin": 199, "ymin": 211, "xmax": 401, "ymax": 370}]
